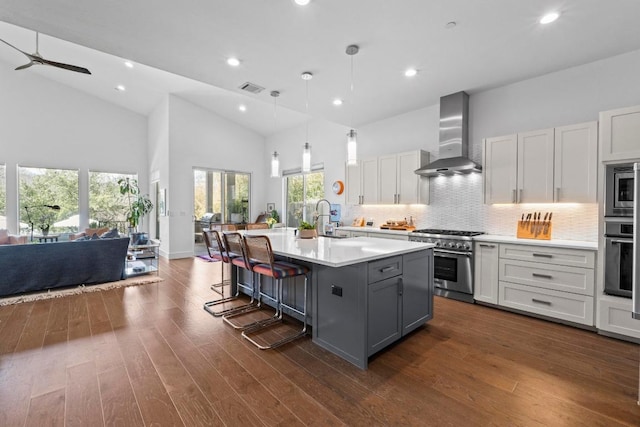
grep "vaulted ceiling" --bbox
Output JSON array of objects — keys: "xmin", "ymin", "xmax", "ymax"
[{"xmin": 2, "ymin": 0, "xmax": 640, "ymax": 136}]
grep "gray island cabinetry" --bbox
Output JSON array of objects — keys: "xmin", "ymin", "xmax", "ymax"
[{"xmin": 243, "ymin": 229, "xmax": 434, "ymax": 369}]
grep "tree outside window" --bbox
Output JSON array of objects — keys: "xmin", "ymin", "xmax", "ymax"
[
  {"xmin": 89, "ymin": 171, "xmax": 136, "ymax": 233},
  {"xmin": 286, "ymin": 171, "xmax": 324, "ymax": 228}
]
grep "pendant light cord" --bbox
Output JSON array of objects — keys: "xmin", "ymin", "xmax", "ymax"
[
  {"xmin": 305, "ymin": 78, "xmax": 309, "ymax": 142},
  {"xmin": 350, "ymin": 53, "xmax": 354, "ymax": 129}
]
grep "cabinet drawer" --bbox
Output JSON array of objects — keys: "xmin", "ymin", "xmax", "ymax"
[
  {"xmin": 499, "ymin": 281, "xmax": 594, "ymax": 326},
  {"xmin": 500, "ymin": 244, "xmax": 595, "ymax": 268},
  {"xmin": 598, "ymin": 298, "xmax": 640, "ymax": 339},
  {"xmin": 499, "ymin": 259, "xmax": 594, "ymax": 295},
  {"xmin": 368, "ymin": 256, "xmax": 402, "ymax": 284}
]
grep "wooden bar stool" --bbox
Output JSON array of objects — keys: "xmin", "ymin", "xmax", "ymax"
[{"xmin": 240, "ymin": 234, "xmax": 310, "ymax": 349}]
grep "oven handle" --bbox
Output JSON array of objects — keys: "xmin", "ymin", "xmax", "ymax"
[
  {"xmin": 434, "ymin": 249, "xmax": 471, "ymax": 257},
  {"xmin": 610, "ymin": 238, "xmax": 633, "ymax": 244}
]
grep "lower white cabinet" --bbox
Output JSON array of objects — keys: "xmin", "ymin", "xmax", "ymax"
[
  {"xmin": 474, "ymin": 241, "xmax": 596, "ymax": 327},
  {"xmin": 598, "ymin": 295, "xmax": 640, "ymax": 340},
  {"xmin": 474, "ymin": 242, "xmax": 499, "ymax": 304}
]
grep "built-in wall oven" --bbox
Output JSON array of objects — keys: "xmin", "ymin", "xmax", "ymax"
[
  {"xmin": 604, "ymin": 162, "xmax": 636, "ymax": 298},
  {"xmin": 604, "ymin": 219, "xmax": 634, "ymax": 298},
  {"xmin": 605, "ymin": 164, "xmax": 635, "ymax": 217}
]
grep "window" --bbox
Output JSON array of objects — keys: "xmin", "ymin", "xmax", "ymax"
[
  {"xmin": 89, "ymin": 171, "xmax": 137, "ymax": 233},
  {"xmin": 18, "ymin": 166, "xmax": 78, "ymax": 238},
  {"xmin": 193, "ymin": 169, "xmax": 251, "ymax": 223},
  {"xmin": 285, "ymin": 171, "xmax": 324, "ymax": 228}
]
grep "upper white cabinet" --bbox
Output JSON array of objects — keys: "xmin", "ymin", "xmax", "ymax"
[
  {"xmin": 483, "ymin": 121, "xmax": 598, "ymax": 204},
  {"xmin": 378, "ymin": 150, "xmax": 429, "ymax": 204},
  {"xmin": 484, "ymin": 134, "xmax": 518, "ymax": 204},
  {"xmin": 600, "ymin": 105, "xmax": 640, "ymax": 162},
  {"xmin": 347, "ymin": 150, "xmax": 429, "ymax": 205},
  {"xmin": 554, "ymin": 121, "xmax": 598, "ymax": 202},
  {"xmin": 346, "ymin": 157, "xmax": 378, "ymax": 205}
]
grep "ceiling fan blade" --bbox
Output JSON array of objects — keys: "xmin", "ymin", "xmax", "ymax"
[
  {"xmin": 0, "ymin": 37, "xmax": 32, "ymax": 59},
  {"xmin": 40, "ymin": 57, "xmax": 91, "ymax": 75},
  {"xmin": 15, "ymin": 62, "xmax": 35, "ymax": 71}
]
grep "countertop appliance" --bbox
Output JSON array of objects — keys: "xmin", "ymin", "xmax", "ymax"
[
  {"xmin": 603, "ymin": 218, "xmax": 634, "ymax": 298},
  {"xmin": 409, "ymin": 228, "xmax": 485, "ymax": 303}
]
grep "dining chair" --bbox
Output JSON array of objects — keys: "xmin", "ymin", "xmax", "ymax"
[
  {"xmin": 246, "ymin": 223, "xmax": 269, "ymax": 230},
  {"xmin": 240, "ymin": 234, "xmax": 310, "ymax": 349}
]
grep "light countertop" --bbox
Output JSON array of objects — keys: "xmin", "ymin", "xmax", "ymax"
[
  {"xmin": 474, "ymin": 234, "xmax": 598, "ymax": 250},
  {"xmin": 242, "ymin": 228, "xmax": 434, "ymax": 267},
  {"xmin": 336, "ymin": 226, "xmax": 413, "ymax": 236}
]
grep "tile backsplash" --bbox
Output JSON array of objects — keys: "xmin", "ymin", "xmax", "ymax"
[{"xmin": 343, "ymin": 173, "xmax": 599, "ymax": 242}]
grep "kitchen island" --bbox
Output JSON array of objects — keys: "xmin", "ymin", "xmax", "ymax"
[{"xmin": 241, "ymin": 228, "xmax": 435, "ymax": 369}]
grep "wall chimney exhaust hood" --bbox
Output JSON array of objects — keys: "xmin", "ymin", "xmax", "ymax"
[{"xmin": 415, "ymin": 91, "xmax": 481, "ymax": 176}]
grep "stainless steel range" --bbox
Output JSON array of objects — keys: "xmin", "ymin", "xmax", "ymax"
[{"xmin": 409, "ymin": 229, "xmax": 485, "ymax": 303}]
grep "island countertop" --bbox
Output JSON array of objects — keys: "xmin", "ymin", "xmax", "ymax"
[{"xmin": 242, "ymin": 228, "xmax": 434, "ymax": 267}]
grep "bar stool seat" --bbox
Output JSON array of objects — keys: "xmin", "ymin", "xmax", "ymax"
[{"xmin": 240, "ymin": 235, "xmax": 310, "ymax": 349}]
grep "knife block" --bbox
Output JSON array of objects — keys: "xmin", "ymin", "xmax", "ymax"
[{"xmin": 516, "ymin": 220, "xmax": 552, "ymax": 240}]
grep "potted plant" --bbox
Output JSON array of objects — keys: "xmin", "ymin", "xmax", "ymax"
[
  {"xmin": 298, "ymin": 220, "xmax": 317, "ymax": 239},
  {"xmin": 118, "ymin": 178, "xmax": 153, "ymax": 239}
]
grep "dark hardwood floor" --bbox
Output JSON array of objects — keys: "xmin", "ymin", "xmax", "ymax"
[{"xmin": 1, "ymin": 257, "xmax": 639, "ymax": 426}]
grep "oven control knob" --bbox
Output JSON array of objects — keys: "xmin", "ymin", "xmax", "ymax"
[
  {"xmin": 463, "ymin": 243, "xmax": 470, "ymax": 250},
  {"xmin": 455, "ymin": 243, "xmax": 463, "ymax": 249},
  {"xmin": 448, "ymin": 242, "xmax": 455, "ymax": 248},
  {"xmin": 435, "ymin": 241, "xmax": 441, "ymax": 247}
]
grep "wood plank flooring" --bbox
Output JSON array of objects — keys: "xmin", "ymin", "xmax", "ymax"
[{"xmin": 1, "ymin": 257, "xmax": 639, "ymax": 426}]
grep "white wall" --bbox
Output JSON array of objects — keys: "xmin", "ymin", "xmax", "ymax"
[
  {"xmin": 148, "ymin": 97, "xmax": 170, "ymax": 256},
  {"xmin": 166, "ymin": 95, "xmax": 266, "ymax": 258},
  {"xmin": 0, "ymin": 64, "xmax": 147, "ymax": 234},
  {"xmin": 265, "ymin": 48, "xmax": 640, "ymax": 242}
]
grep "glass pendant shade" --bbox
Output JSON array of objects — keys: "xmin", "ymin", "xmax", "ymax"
[
  {"xmin": 302, "ymin": 142, "xmax": 311, "ymax": 173},
  {"xmin": 347, "ymin": 129, "xmax": 357, "ymax": 165},
  {"xmin": 270, "ymin": 151, "xmax": 280, "ymax": 178}
]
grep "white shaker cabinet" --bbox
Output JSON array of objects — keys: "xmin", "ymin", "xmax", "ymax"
[
  {"xmin": 346, "ymin": 157, "xmax": 378, "ymax": 205},
  {"xmin": 378, "ymin": 150, "xmax": 430, "ymax": 204},
  {"xmin": 554, "ymin": 121, "xmax": 598, "ymax": 202},
  {"xmin": 483, "ymin": 130, "xmax": 554, "ymax": 204},
  {"xmin": 600, "ymin": 105, "xmax": 640, "ymax": 162},
  {"xmin": 483, "ymin": 134, "xmax": 518, "ymax": 204},
  {"xmin": 517, "ymin": 128, "xmax": 555, "ymax": 203},
  {"xmin": 474, "ymin": 242, "xmax": 499, "ymax": 304},
  {"xmin": 483, "ymin": 121, "xmax": 597, "ymax": 204}
]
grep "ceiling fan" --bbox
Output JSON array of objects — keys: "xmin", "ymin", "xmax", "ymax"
[{"xmin": 0, "ymin": 32, "xmax": 91, "ymax": 75}]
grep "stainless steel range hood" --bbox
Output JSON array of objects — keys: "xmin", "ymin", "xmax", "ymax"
[{"xmin": 415, "ymin": 91, "xmax": 481, "ymax": 176}]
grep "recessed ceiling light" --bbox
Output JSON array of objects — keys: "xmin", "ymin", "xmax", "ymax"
[
  {"xmin": 404, "ymin": 68, "xmax": 418, "ymax": 77},
  {"xmin": 445, "ymin": 21, "xmax": 457, "ymax": 29},
  {"xmin": 238, "ymin": 104, "xmax": 247, "ymax": 112},
  {"xmin": 333, "ymin": 98, "xmax": 343, "ymax": 106},
  {"xmin": 115, "ymin": 85, "xmax": 126, "ymax": 92},
  {"xmin": 539, "ymin": 12, "xmax": 560, "ymax": 24},
  {"xmin": 227, "ymin": 57, "xmax": 241, "ymax": 67},
  {"xmin": 124, "ymin": 61, "xmax": 134, "ymax": 68},
  {"xmin": 294, "ymin": 0, "xmax": 310, "ymax": 5}
]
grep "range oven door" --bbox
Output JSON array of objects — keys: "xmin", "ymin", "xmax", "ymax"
[
  {"xmin": 604, "ymin": 236, "xmax": 633, "ymax": 298},
  {"xmin": 433, "ymin": 249, "xmax": 472, "ymax": 295}
]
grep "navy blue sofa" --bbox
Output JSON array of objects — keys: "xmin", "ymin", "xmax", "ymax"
[{"xmin": 0, "ymin": 237, "xmax": 130, "ymax": 297}]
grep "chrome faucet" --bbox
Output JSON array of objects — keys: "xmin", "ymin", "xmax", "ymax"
[{"xmin": 314, "ymin": 198, "xmax": 331, "ymax": 235}]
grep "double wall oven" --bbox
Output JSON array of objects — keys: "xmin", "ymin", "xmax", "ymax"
[
  {"xmin": 409, "ymin": 229, "xmax": 484, "ymax": 303},
  {"xmin": 604, "ymin": 163, "xmax": 636, "ymax": 298}
]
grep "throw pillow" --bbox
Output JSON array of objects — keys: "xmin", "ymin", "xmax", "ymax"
[
  {"xmin": 90, "ymin": 233, "xmax": 100, "ymax": 240},
  {"xmin": 73, "ymin": 235, "xmax": 90, "ymax": 241},
  {"xmin": 100, "ymin": 228, "xmax": 120, "ymax": 239},
  {"xmin": 0, "ymin": 229, "xmax": 9, "ymax": 245}
]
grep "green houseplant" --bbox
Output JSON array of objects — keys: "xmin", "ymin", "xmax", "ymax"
[
  {"xmin": 118, "ymin": 178, "xmax": 153, "ymax": 232},
  {"xmin": 297, "ymin": 220, "xmax": 317, "ymax": 239}
]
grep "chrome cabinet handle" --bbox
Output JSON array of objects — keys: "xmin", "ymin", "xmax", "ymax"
[
  {"xmin": 380, "ymin": 266, "xmax": 396, "ymax": 273},
  {"xmin": 479, "ymin": 244, "xmax": 496, "ymax": 248},
  {"xmin": 512, "ymin": 189, "xmax": 517, "ymax": 203},
  {"xmin": 611, "ymin": 239, "xmax": 633, "ymax": 244},
  {"xmin": 532, "ymin": 273, "xmax": 553, "ymax": 279},
  {"xmin": 519, "ymin": 189, "xmax": 523, "ymax": 203},
  {"xmin": 398, "ymin": 278, "xmax": 403, "ymax": 296},
  {"xmin": 555, "ymin": 187, "xmax": 560, "ymax": 202},
  {"xmin": 532, "ymin": 253, "xmax": 553, "ymax": 258},
  {"xmin": 532, "ymin": 298, "xmax": 552, "ymax": 305}
]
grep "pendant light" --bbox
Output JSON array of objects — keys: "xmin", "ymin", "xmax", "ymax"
[
  {"xmin": 270, "ymin": 90, "xmax": 281, "ymax": 178},
  {"xmin": 346, "ymin": 44, "xmax": 359, "ymax": 166},
  {"xmin": 301, "ymin": 71, "xmax": 313, "ymax": 173}
]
